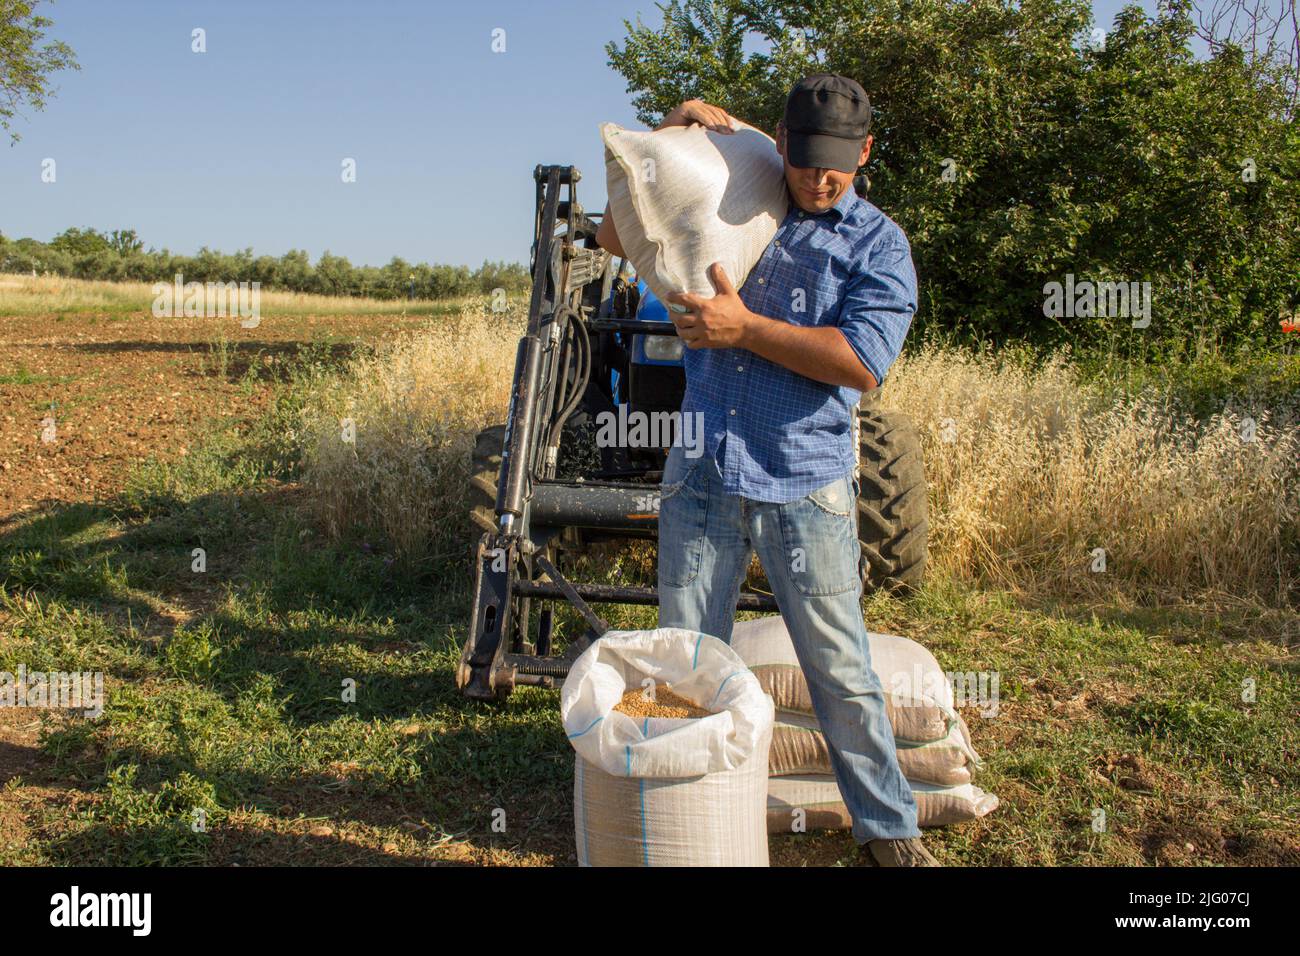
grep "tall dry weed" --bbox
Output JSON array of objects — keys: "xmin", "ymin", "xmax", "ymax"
[
  {"xmin": 297, "ymin": 304, "xmax": 522, "ymax": 571},
  {"xmin": 298, "ymin": 316, "xmax": 1298, "ymax": 606},
  {"xmin": 882, "ymin": 346, "xmax": 1300, "ymax": 606},
  {"xmin": 0, "ymin": 271, "xmax": 470, "ymax": 316}
]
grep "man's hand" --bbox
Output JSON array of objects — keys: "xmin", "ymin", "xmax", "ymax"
[
  {"xmin": 656, "ymin": 99, "xmax": 736, "ymax": 134},
  {"xmin": 666, "ymin": 263, "xmax": 753, "ymax": 349}
]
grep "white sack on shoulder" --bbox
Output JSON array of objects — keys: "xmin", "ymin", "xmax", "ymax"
[
  {"xmin": 601, "ymin": 120, "xmax": 787, "ymax": 303},
  {"xmin": 561, "ymin": 627, "xmax": 774, "ymax": 779}
]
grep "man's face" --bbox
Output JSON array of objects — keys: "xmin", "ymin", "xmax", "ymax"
[{"xmin": 776, "ymin": 123, "xmax": 873, "ymax": 214}]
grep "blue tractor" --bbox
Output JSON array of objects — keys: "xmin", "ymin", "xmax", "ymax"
[{"xmin": 458, "ymin": 164, "xmax": 928, "ymax": 701}]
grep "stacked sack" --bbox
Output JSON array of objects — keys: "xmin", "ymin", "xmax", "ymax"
[{"xmin": 728, "ymin": 616, "xmax": 998, "ymax": 834}]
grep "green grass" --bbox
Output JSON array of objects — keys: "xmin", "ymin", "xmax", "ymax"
[
  {"xmin": 0, "ymin": 366, "xmax": 76, "ymax": 387},
  {"xmin": 0, "ymin": 345, "xmax": 1295, "ymax": 867}
]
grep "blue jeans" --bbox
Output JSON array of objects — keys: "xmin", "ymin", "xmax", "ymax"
[{"xmin": 656, "ymin": 444, "xmax": 921, "ymax": 843}]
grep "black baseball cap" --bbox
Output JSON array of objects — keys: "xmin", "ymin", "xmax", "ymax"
[{"xmin": 782, "ymin": 74, "xmax": 872, "ymax": 173}]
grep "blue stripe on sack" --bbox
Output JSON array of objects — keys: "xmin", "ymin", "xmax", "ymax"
[
  {"xmin": 625, "ymin": 744, "xmax": 632, "ymax": 777},
  {"xmin": 692, "ymin": 634, "xmax": 704, "ymax": 669},
  {"xmin": 567, "ymin": 716, "xmax": 603, "ymax": 739},
  {"xmin": 642, "ymin": 716, "xmax": 649, "ymax": 736},
  {"xmin": 639, "ymin": 777, "xmax": 650, "ymax": 866},
  {"xmin": 576, "ymin": 756, "xmax": 588, "ymax": 866},
  {"xmin": 709, "ymin": 670, "xmax": 741, "ymax": 709}
]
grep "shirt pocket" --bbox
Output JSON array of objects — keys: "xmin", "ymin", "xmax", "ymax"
[{"xmin": 780, "ymin": 233, "xmax": 852, "ymax": 328}]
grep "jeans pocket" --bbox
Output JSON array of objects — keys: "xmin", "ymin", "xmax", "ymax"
[
  {"xmin": 659, "ymin": 444, "xmax": 702, "ymax": 502},
  {"xmin": 657, "ymin": 449, "xmax": 709, "ymax": 588},
  {"xmin": 778, "ymin": 476, "xmax": 860, "ymax": 596},
  {"xmin": 807, "ymin": 475, "xmax": 855, "ymax": 517}
]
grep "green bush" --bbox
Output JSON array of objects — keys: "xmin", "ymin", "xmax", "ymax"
[{"xmin": 162, "ymin": 621, "xmax": 222, "ymax": 682}]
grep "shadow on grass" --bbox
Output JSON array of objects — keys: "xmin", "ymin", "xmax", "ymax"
[
  {"xmin": 1, "ymin": 480, "xmax": 599, "ymax": 721},
  {"xmin": 1029, "ymin": 594, "xmax": 1299, "ymax": 648},
  {"xmin": 46, "ymin": 821, "xmax": 486, "ymax": 867},
  {"xmin": 0, "ymin": 484, "xmax": 581, "ymax": 864}
]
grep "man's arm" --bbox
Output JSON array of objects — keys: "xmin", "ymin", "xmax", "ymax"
[
  {"xmin": 743, "ymin": 312, "xmax": 878, "ymax": 391},
  {"xmin": 667, "ymin": 265, "xmax": 875, "ymax": 390},
  {"xmin": 827, "ymin": 238, "xmax": 918, "ymax": 390},
  {"xmin": 595, "ymin": 99, "xmax": 738, "ymax": 258},
  {"xmin": 595, "ymin": 206, "xmax": 625, "ymax": 258},
  {"xmin": 666, "ymin": 252, "xmax": 916, "ymax": 393},
  {"xmin": 653, "ymin": 99, "xmax": 737, "ymax": 133}
]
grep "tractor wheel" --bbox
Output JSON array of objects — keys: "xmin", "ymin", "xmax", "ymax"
[
  {"xmin": 856, "ymin": 404, "xmax": 929, "ymax": 593},
  {"xmin": 469, "ymin": 423, "xmax": 506, "ymax": 537}
]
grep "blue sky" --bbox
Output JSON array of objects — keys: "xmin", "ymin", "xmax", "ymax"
[{"xmin": 1, "ymin": 0, "xmax": 1162, "ymax": 268}]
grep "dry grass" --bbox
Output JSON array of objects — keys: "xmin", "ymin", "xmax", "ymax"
[
  {"xmin": 295, "ymin": 319, "xmax": 1299, "ymax": 607},
  {"xmin": 0, "ymin": 272, "xmax": 472, "ymax": 317},
  {"xmin": 296, "ymin": 300, "xmax": 522, "ymax": 570},
  {"xmin": 881, "ymin": 346, "xmax": 1300, "ymax": 607}
]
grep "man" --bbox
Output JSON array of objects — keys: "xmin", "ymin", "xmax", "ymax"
[{"xmin": 597, "ymin": 75, "xmax": 936, "ymax": 867}]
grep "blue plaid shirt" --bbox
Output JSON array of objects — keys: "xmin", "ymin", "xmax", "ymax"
[{"xmin": 682, "ymin": 187, "xmax": 918, "ymax": 503}]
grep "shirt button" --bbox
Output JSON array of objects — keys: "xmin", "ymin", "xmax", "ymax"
[
  {"xmin": 736, "ymin": 365, "xmax": 744, "ymax": 372},
  {"xmin": 797, "ymin": 211, "xmax": 804, "ymax": 218},
  {"xmin": 757, "ymin": 277, "xmax": 765, "ymax": 285},
  {"xmin": 774, "ymin": 240, "xmax": 781, "ymax": 248},
  {"xmin": 729, "ymin": 409, "xmax": 736, "ymax": 416}
]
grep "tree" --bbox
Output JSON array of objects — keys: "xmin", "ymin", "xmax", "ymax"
[
  {"xmin": 314, "ymin": 251, "xmax": 355, "ymax": 296},
  {"xmin": 107, "ymin": 228, "xmax": 143, "ymax": 256},
  {"xmin": 0, "ymin": 0, "xmax": 78, "ymax": 145},
  {"xmin": 49, "ymin": 226, "xmax": 110, "ymax": 256},
  {"xmin": 277, "ymin": 249, "xmax": 314, "ymax": 290},
  {"xmin": 1194, "ymin": 0, "xmax": 1299, "ymax": 112},
  {"xmin": 606, "ymin": 0, "xmax": 1299, "ymax": 352}
]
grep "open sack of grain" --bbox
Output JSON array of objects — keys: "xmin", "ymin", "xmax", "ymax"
[
  {"xmin": 728, "ymin": 616, "xmax": 999, "ymax": 833},
  {"xmin": 561, "ymin": 628, "xmax": 775, "ymax": 866},
  {"xmin": 601, "ymin": 120, "xmax": 787, "ymax": 304}
]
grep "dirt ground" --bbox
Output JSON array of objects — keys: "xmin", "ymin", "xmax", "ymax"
[
  {"xmin": 0, "ymin": 313, "xmax": 431, "ymax": 516},
  {"xmin": 0, "ymin": 311, "xmax": 441, "ymax": 864}
]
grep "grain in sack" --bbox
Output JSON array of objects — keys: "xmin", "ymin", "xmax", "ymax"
[{"xmin": 562, "ymin": 628, "xmax": 775, "ymax": 866}]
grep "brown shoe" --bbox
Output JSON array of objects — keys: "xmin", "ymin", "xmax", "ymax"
[{"xmin": 866, "ymin": 837, "xmax": 942, "ymax": 867}]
